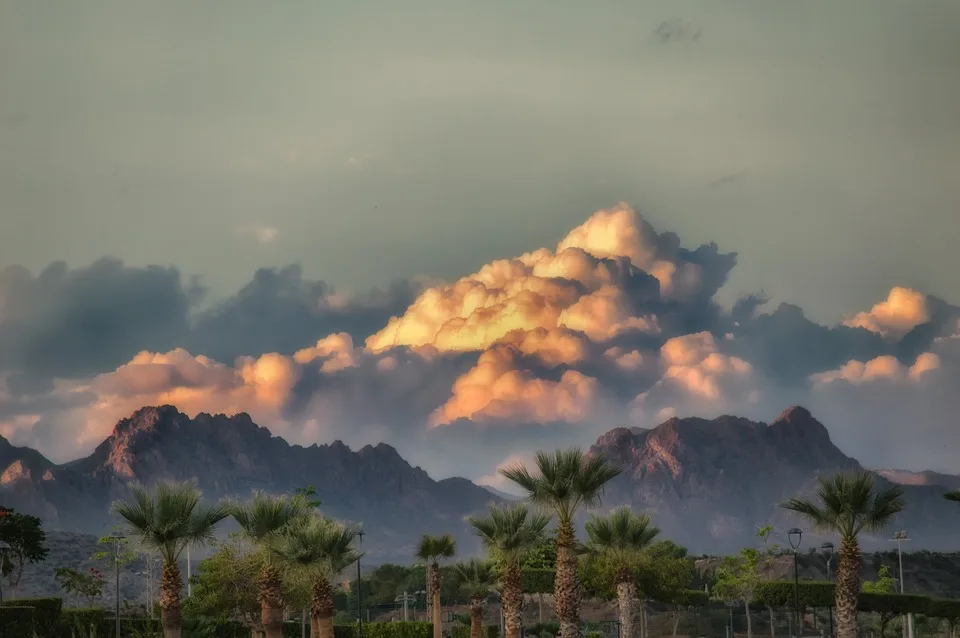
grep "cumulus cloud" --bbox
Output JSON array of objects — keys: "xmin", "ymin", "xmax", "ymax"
[
  {"xmin": 842, "ymin": 287, "xmax": 930, "ymax": 341},
  {"xmin": 2, "ymin": 204, "xmax": 960, "ymax": 480}
]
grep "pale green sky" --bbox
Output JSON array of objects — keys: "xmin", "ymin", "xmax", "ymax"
[{"xmin": 3, "ymin": 0, "xmax": 959, "ymax": 322}]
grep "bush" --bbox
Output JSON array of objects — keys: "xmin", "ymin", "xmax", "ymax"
[
  {"xmin": 2, "ymin": 596, "xmax": 63, "ymax": 637},
  {"xmin": 451, "ymin": 624, "xmax": 498, "ymax": 638},
  {"xmin": 927, "ymin": 598, "xmax": 960, "ymax": 621},
  {"xmin": 755, "ymin": 581, "xmax": 835, "ymax": 608},
  {"xmin": 0, "ymin": 606, "xmax": 35, "ymax": 638},
  {"xmin": 522, "ymin": 569, "xmax": 555, "ymax": 594},
  {"xmin": 61, "ymin": 608, "xmax": 109, "ymax": 638},
  {"xmin": 858, "ymin": 592, "xmax": 932, "ymax": 616},
  {"xmin": 365, "ymin": 621, "xmax": 434, "ymax": 638},
  {"xmin": 526, "ymin": 622, "xmax": 559, "ymax": 637}
]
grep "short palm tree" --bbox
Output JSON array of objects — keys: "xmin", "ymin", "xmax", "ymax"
[
  {"xmin": 230, "ymin": 491, "xmax": 310, "ymax": 638},
  {"xmin": 469, "ymin": 504, "xmax": 550, "ymax": 638},
  {"xmin": 501, "ymin": 448, "xmax": 621, "ymax": 638},
  {"xmin": 416, "ymin": 534, "xmax": 457, "ymax": 638},
  {"xmin": 113, "ymin": 481, "xmax": 230, "ymax": 638},
  {"xmin": 585, "ymin": 508, "xmax": 660, "ymax": 638},
  {"xmin": 452, "ymin": 559, "xmax": 498, "ymax": 638},
  {"xmin": 272, "ymin": 516, "xmax": 361, "ymax": 638},
  {"xmin": 782, "ymin": 472, "xmax": 905, "ymax": 638}
]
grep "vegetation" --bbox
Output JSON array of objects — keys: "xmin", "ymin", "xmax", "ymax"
[
  {"xmin": 710, "ymin": 526, "xmax": 777, "ymax": 638},
  {"xmin": 782, "ymin": 471, "xmax": 905, "ymax": 638},
  {"xmin": 54, "ymin": 566, "xmax": 105, "ymax": 606},
  {"xmin": 451, "ymin": 559, "xmax": 497, "ymax": 638},
  {"xmin": 500, "ymin": 448, "xmax": 621, "ymax": 638},
  {"xmin": 113, "ymin": 481, "xmax": 231, "ymax": 638},
  {"xmin": 469, "ymin": 504, "xmax": 549, "ymax": 638},
  {"xmin": 0, "ymin": 506, "xmax": 50, "ymax": 595},
  {"xmin": 416, "ymin": 534, "xmax": 456, "ymax": 638},
  {"xmin": 229, "ymin": 490, "xmax": 310, "ymax": 638},
  {"xmin": 584, "ymin": 508, "xmax": 659, "ymax": 638}
]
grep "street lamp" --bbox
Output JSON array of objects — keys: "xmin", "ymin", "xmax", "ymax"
[
  {"xmin": 820, "ymin": 543, "xmax": 834, "ymax": 638},
  {"xmin": 788, "ymin": 528, "xmax": 803, "ymax": 638},
  {"xmin": 891, "ymin": 531, "xmax": 912, "ymax": 638},
  {"xmin": 108, "ymin": 533, "xmax": 126, "ymax": 638},
  {"xmin": 357, "ymin": 530, "xmax": 365, "ymax": 637},
  {"xmin": 0, "ymin": 540, "xmax": 9, "ymax": 638}
]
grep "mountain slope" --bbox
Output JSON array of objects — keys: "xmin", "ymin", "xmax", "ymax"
[
  {"xmin": 592, "ymin": 406, "xmax": 960, "ymax": 553},
  {"xmin": 1, "ymin": 406, "xmax": 499, "ymax": 560}
]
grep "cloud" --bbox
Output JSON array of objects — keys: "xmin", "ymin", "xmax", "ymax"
[
  {"xmin": 2, "ymin": 205, "xmax": 960, "ymax": 481},
  {"xmin": 841, "ymin": 287, "xmax": 930, "ymax": 341}
]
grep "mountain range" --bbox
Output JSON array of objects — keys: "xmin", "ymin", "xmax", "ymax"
[{"xmin": 1, "ymin": 404, "xmax": 958, "ymax": 558}]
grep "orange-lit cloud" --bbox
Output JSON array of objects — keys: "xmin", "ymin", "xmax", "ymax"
[
  {"xmin": 429, "ymin": 347, "xmax": 601, "ymax": 426},
  {"xmin": 810, "ymin": 352, "xmax": 940, "ymax": 386},
  {"xmin": 366, "ymin": 204, "xmax": 702, "ymax": 354},
  {"xmin": 841, "ymin": 287, "xmax": 930, "ymax": 340}
]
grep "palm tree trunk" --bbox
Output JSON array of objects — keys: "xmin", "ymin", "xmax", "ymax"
[
  {"xmin": 160, "ymin": 560, "xmax": 182, "ymax": 638},
  {"xmin": 311, "ymin": 577, "xmax": 336, "ymax": 638},
  {"xmin": 746, "ymin": 601, "xmax": 753, "ymax": 638},
  {"xmin": 503, "ymin": 562, "xmax": 524, "ymax": 638},
  {"xmin": 835, "ymin": 537, "xmax": 861, "ymax": 638},
  {"xmin": 429, "ymin": 563, "xmax": 442, "ymax": 638},
  {"xmin": 616, "ymin": 576, "xmax": 636, "ymax": 638},
  {"xmin": 555, "ymin": 519, "xmax": 582, "ymax": 638},
  {"xmin": 471, "ymin": 598, "xmax": 484, "ymax": 638},
  {"xmin": 259, "ymin": 563, "xmax": 285, "ymax": 638}
]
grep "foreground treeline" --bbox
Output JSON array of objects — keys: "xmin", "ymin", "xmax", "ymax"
[{"xmin": 3, "ymin": 449, "xmax": 960, "ymax": 638}]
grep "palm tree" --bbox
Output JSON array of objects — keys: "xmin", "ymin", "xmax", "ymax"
[
  {"xmin": 230, "ymin": 491, "xmax": 310, "ymax": 638},
  {"xmin": 501, "ymin": 448, "xmax": 621, "ymax": 638},
  {"xmin": 272, "ymin": 516, "xmax": 361, "ymax": 638},
  {"xmin": 782, "ymin": 472, "xmax": 905, "ymax": 638},
  {"xmin": 113, "ymin": 481, "xmax": 229, "ymax": 638},
  {"xmin": 452, "ymin": 559, "xmax": 498, "ymax": 638},
  {"xmin": 585, "ymin": 508, "xmax": 660, "ymax": 638},
  {"xmin": 468, "ymin": 504, "xmax": 550, "ymax": 638},
  {"xmin": 416, "ymin": 534, "xmax": 457, "ymax": 638}
]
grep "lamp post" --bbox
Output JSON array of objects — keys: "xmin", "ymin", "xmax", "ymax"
[
  {"xmin": 891, "ymin": 531, "xmax": 912, "ymax": 638},
  {"xmin": 109, "ymin": 533, "xmax": 125, "ymax": 638},
  {"xmin": 788, "ymin": 528, "xmax": 803, "ymax": 638},
  {"xmin": 357, "ymin": 530, "xmax": 365, "ymax": 637},
  {"xmin": 0, "ymin": 540, "xmax": 9, "ymax": 638},
  {"xmin": 820, "ymin": 543, "xmax": 834, "ymax": 638}
]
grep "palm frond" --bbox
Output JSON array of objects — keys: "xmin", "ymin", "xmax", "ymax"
[
  {"xmin": 452, "ymin": 559, "xmax": 498, "ymax": 600},
  {"xmin": 468, "ymin": 503, "xmax": 549, "ymax": 564},
  {"xmin": 230, "ymin": 491, "xmax": 309, "ymax": 544},
  {"xmin": 416, "ymin": 534, "xmax": 457, "ymax": 563}
]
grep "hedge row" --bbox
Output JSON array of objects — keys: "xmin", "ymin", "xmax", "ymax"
[
  {"xmin": 521, "ymin": 568, "xmax": 708, "ymax": 606},
  {"xmin": 753, "ymin": 582, "xmax": 960, "ymax": 620},
  {"xmin": 451, "ymin": 624, "xmax": 499, "ymax": 638}
]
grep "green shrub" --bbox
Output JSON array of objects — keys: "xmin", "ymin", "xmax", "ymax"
[
  {"xmin": 61, "ymin": 608, "xmax": 109, "ymax": 638},
  {"xmin": 926, "ymin": 598, "xmax": 960, "ymax": 621},
  {"xmin": 451, "ymin": 624, "xmax": 498, "ymax": 638},
  {"xmin": 526, "ymin": 622, "xmax": 559, "ymax": 637},
  {"xmin": 364, "ymin": 621, "xmax": 433, "ymax": 638},
  {"xmin": 0, "ymin": 606, "xmax": 35, "ymax": 638},
  {"xmin": 3, "ymin": 596, "xmax": 63, "ymax": 637},
  {"xmin": 334, "ymin": 625, "xmax": 359, "ymax": 638},
  {"xmin": 858, "ymin": 592, "xmax": 931, "ymax": 615},
  {"xmin": 755, "ymin": 581, "xmax": 835, "ymax": 608},
  {"xmin": 584, "ymin": 632, "xmax": 604, "ymax": 638},
  {"xmin": 521, "ymin": 569, "xmax": 555, "ymax": 594}
]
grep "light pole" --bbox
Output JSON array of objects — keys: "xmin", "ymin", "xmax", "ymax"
[
  {"xmin": 820, "ymin": 543, "xmax": 834, "ymax": 638},
  {"xmin": 891, "ymin": 531, "xmax": 912, "ymax": 638},
  {"xmin": 0, "ymin": 540, "xmax": 9, "ymax": 638},
  {"xmin": 357, "ymin": 530, "xmax": 365, "ymax": 637},
  {"xmin": 788, "ymin": 528, "xmax": 803, "ymax": 638},
  {"xmin": 109, "ymin": 533, "xmax": 126, "ymax": 638}
]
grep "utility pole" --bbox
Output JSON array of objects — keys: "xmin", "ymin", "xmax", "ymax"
[
  {"xmin": 357, "ymin": 530, "xmax": 365, "ymax": 637},
  {"xmin": 109, "ymin": 533, "xmax": 126, "ymax": 638},
  {"xmin": 892, "ymin": 531, "xmax": 912, "ymax": 638}
]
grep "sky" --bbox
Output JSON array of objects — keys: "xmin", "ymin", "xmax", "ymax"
[{"xmin": 1, "ymin": 0, "xmax": 959, "ymax": 490}]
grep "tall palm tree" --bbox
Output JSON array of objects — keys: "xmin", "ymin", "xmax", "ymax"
[
  {"xmin": 272, "ymin": 516, "xmax": 361, "ymax": 638},
  {"xmin": 782, "ymin": 472, "xmax": 905, "ymax": 638},
  {"xmin": 452, "ymin": 559, "xmax": 498, "ymax": 638},
  {"xmin": 585, "ymin": 508, "xmax": 660, "ymax": 638},
  {"xmin": 113, "ymin": 481, "xmax": 229, "ymax": 638},
  {"xmin": 501, "ymin": 448, "xmax": 621, "ymax": 638},
  {"xmin": 468, "ymin": 504, "xmax": 550, "ymax": 638},
  {"xmin": 416, "ymin": 534, "xmax": 457, "ymax": 638},
  {"xmin": 230, "ymin": 491, "xmax": 310, "ymax": 638}
]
